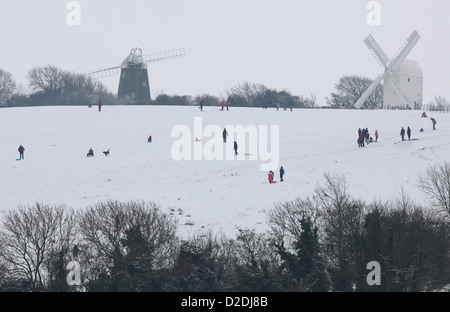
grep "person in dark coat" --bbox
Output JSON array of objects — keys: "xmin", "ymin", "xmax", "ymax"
[
  {"xmin": 365, "ymin": 128, "xmax": 370, "ymax": 144},
  {"xmin": 222, "ymin": 128, "xmax": 228, "ymax": 143},
  {"xmin": 234, "ymin": 141, "xmax": 238, "ymax": 155},
  {"xmin": 199, "ymin": 100, "xmax": 204, "ymax": 112},
  {"xmin": 400, "ymin": 127, "xmax": 406, "ymax": 141},
  {"xmin": 98, "ymin": 98, "xmax": 102, "ymax": 111},
  {"xmin": 148, "ymin": 135, "xmax": 152, "ymax": 143},
  {"xmin": 279, "ymin": 166, "xmax": 285, "ymax": 182},
  {"xmin": 18, "ymin": 145, "xmax": 25, "ymax": 159},
  {"xmin": 407, "ymin": 126, "xmax": 411, "ymax": 141},
  {"xmin": 431, "ymin": 118, "xmax": 436, "ymax": 130},
  {"xmin": 87, "ymin": 148, "xmax": 94, "ymax": 157}
]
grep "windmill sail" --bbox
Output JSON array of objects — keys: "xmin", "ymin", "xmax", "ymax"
[
  {"xmin": 388, "ymin": 30, "xmax": 420, "ymax": 70},
  {"xmin": 354, "ymin": 30, "xmax": 421, "ymax": 110},
  {"xmin": 354, "ymin": 74, "xmax": 384, "ymax": 109}
]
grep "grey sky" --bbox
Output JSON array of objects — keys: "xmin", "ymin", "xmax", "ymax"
[{"xmin": 0, "ymin": 0, "xmax": 448, "ymax": 105}]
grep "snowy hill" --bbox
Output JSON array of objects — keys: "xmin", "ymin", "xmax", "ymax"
[{"xmin": 1, "ymin": 105, "xmax": 448, "ymax": 238}]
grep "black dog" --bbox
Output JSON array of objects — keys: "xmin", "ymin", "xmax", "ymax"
[{"xmin": 103, "ymin": 149, "xmax": 110, "ymax": 156}]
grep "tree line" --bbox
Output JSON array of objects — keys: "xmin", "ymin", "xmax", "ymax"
[
  {"xmin": 0, "ymin": 66, "xmax": 448, "ymax": 110},
  {"xmin": 0, "ymin": 66, "xmax": 117, "ymax": 108},
  {"xmin": 0, "ymin": 164, "xmax": 449, "ymax": 292},
  {"xmin": 0, "ymin": 66, "xmax": 376, "ymax": 109}
]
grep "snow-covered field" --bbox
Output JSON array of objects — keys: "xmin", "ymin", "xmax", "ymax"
[{"xmin": 1, "ymin": 105, "xmax": 448, "ymax": 238}]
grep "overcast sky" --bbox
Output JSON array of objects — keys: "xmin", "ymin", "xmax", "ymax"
[{"xmin": 0, "ymin": 0, "xmax": 449, "ymax": 105}]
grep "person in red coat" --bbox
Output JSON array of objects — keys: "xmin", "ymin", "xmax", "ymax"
[
  {"xmin": 268, "ymin": 170, "xmax": 274, "ymax": 184},
  {"xmin": 375, "ymin": 130, "xmax": 379, "ymax": 142},
  {"xmin": 98, "ymin": 98, "xmax": 102, "ymax": 111},
  {"xmin": 226, "ymin": 101, "xmax": 229, "ymax": 111},
  {"xmin": 221, "ymin": 101, "xmax": 225, "ymax": 111}
]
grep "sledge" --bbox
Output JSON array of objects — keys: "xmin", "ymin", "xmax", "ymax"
[{"xmin": 16, "ymin": 159, "xmax": 21, "ymax": 161}]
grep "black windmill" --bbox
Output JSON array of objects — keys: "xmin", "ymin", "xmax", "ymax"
[{"xmin": 84, "ymin": 47, "xmax": 186, "ymax": 105}]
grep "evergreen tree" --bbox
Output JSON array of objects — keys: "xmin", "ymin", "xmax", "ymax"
[{"xmin": 277, "ymin": 216, "xmax": 330, "ymax": 291}]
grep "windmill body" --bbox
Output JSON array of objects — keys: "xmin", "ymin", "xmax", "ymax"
[
  {"xmin": 383, "ymin": 59, "xmax": 423, "ymax": 110},
  {"xmin": 117, "ymin": 48, "xmax": 151, "ymax": 105},
  {"xmin": 354, "ymin": 30, "xmax": 423, "ymax": 110}
]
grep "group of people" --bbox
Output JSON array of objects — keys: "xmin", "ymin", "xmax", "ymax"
[
  {"xmin": 220, "ymin": 101, "xmax": 230, "ymax": 111},
  {"xmin": 268, "ymin": 166, "xmax": 285, "ymax": 183},
  {"xmin": 400, "ymin": 115, "xmax": 437, "ymax": 141},
  {"xmin": 88, "ymin": 98, "xmax": 102, "ymax": 111},
  {"xmin": 400, "ymin": 126, "xmax": 412, "ymax": 141},
  {"xmin": 222, "ymin": 128, "xmax": 238, "ymax": 155},
  {"xmin": 358, "ymin": 128, "xmax": 378, "ymax": 148},
  {"xmin": 198, "ymin": 101, "xmax": 231, "ymax": 112}
]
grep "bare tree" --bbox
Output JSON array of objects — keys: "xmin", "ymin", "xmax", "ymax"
[
  {"xmin": 417, "ymin": 162, "xmax": 450, "ymax": 216},
  {"xmin": 170, "ymin": 230, "xmax": 236, "ymax": 291},
  {"xmin": 194, "ymin": 93, "xmax": 220, "ymax": 107},
  {"xmin": 27, "ymin": 65, "xmax": 65, "ymax": 93},
  {"xmin": 0, "ymin": 203, "xmax": 79, "ymax": 291},
  {"xmin": 0, "ymin": 69, "xmax": 16, "ymax": 106},
  {"xmin": 326, "ymin": 75, "xmax": 383, "ymax": 109},
  {"xmin": 267, "ymin": 198, "xmax": 322, "ymax": 250},
  {"xmin": 225, "ymin": 82, "xmax": 268, "ymax": 107},
  {"xmin": 426, "ymin": 96, "xmax": 449, "ymax": 112},
  {"xmin": 314, "ymin": 173, "xmax": 366, "ymax": 291},
  {"xmin": 79, "ymin": 200, "xmax": 179, "ymax": 289}
]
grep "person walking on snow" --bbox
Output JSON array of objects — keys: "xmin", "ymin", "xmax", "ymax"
[
  {"xmin": 431, "ymin": 118, "xmax": 436, "ymax": 130},
  {"xmin": 400, "ymin": 127, "xmax": 406, "ymax": 141},
  {"xmin": 226, "ymin": 101, "xmax": 229, "ymax": 111},
  {"xmin": 18, "ymin": 145, "xmax": 25, "ymax": 159},
  {"xmin": 279, "ymin": 166, "xmax": 285, "ymax": 182},
  {"xmin": 234, "ymin": 141, "xmax": 238, "ymax": 156},
  {"xmin": 375, "ymin": 130, "xmax": 379, "ymax": 142},
  {"xmin": 222, "ymin": 128, "xmax": 228, "ymax": 143},
  {"xmin": 407, "ymin": 126, "xmax": 411, "ymax": 141},
  {"xmin": 268, "ymin": 170, "xmax": 274, "ymax": 184},
  {"xmin": 199, "ymin": 100, "xmax": 204, "ymax": 112},
  {"xmin": 148, "ymin": 135, "xmax": 152, "ymax": 143},
  {"xmin": 221, "ymin": 101, "xmax": 225, "ymax": 111},
  {"xmin": 98, "ymin": 98, "xmax": 102, "ymax": 112}
]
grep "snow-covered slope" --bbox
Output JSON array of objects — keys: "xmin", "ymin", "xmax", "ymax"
[{"xmin": 1, "ymin": 105, "xmax": 448, "ymax": 238}]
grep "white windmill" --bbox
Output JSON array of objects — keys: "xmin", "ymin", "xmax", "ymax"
[{"xmin": 354, "ymin": 30, "xmax": 423, "ymax": 110}]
